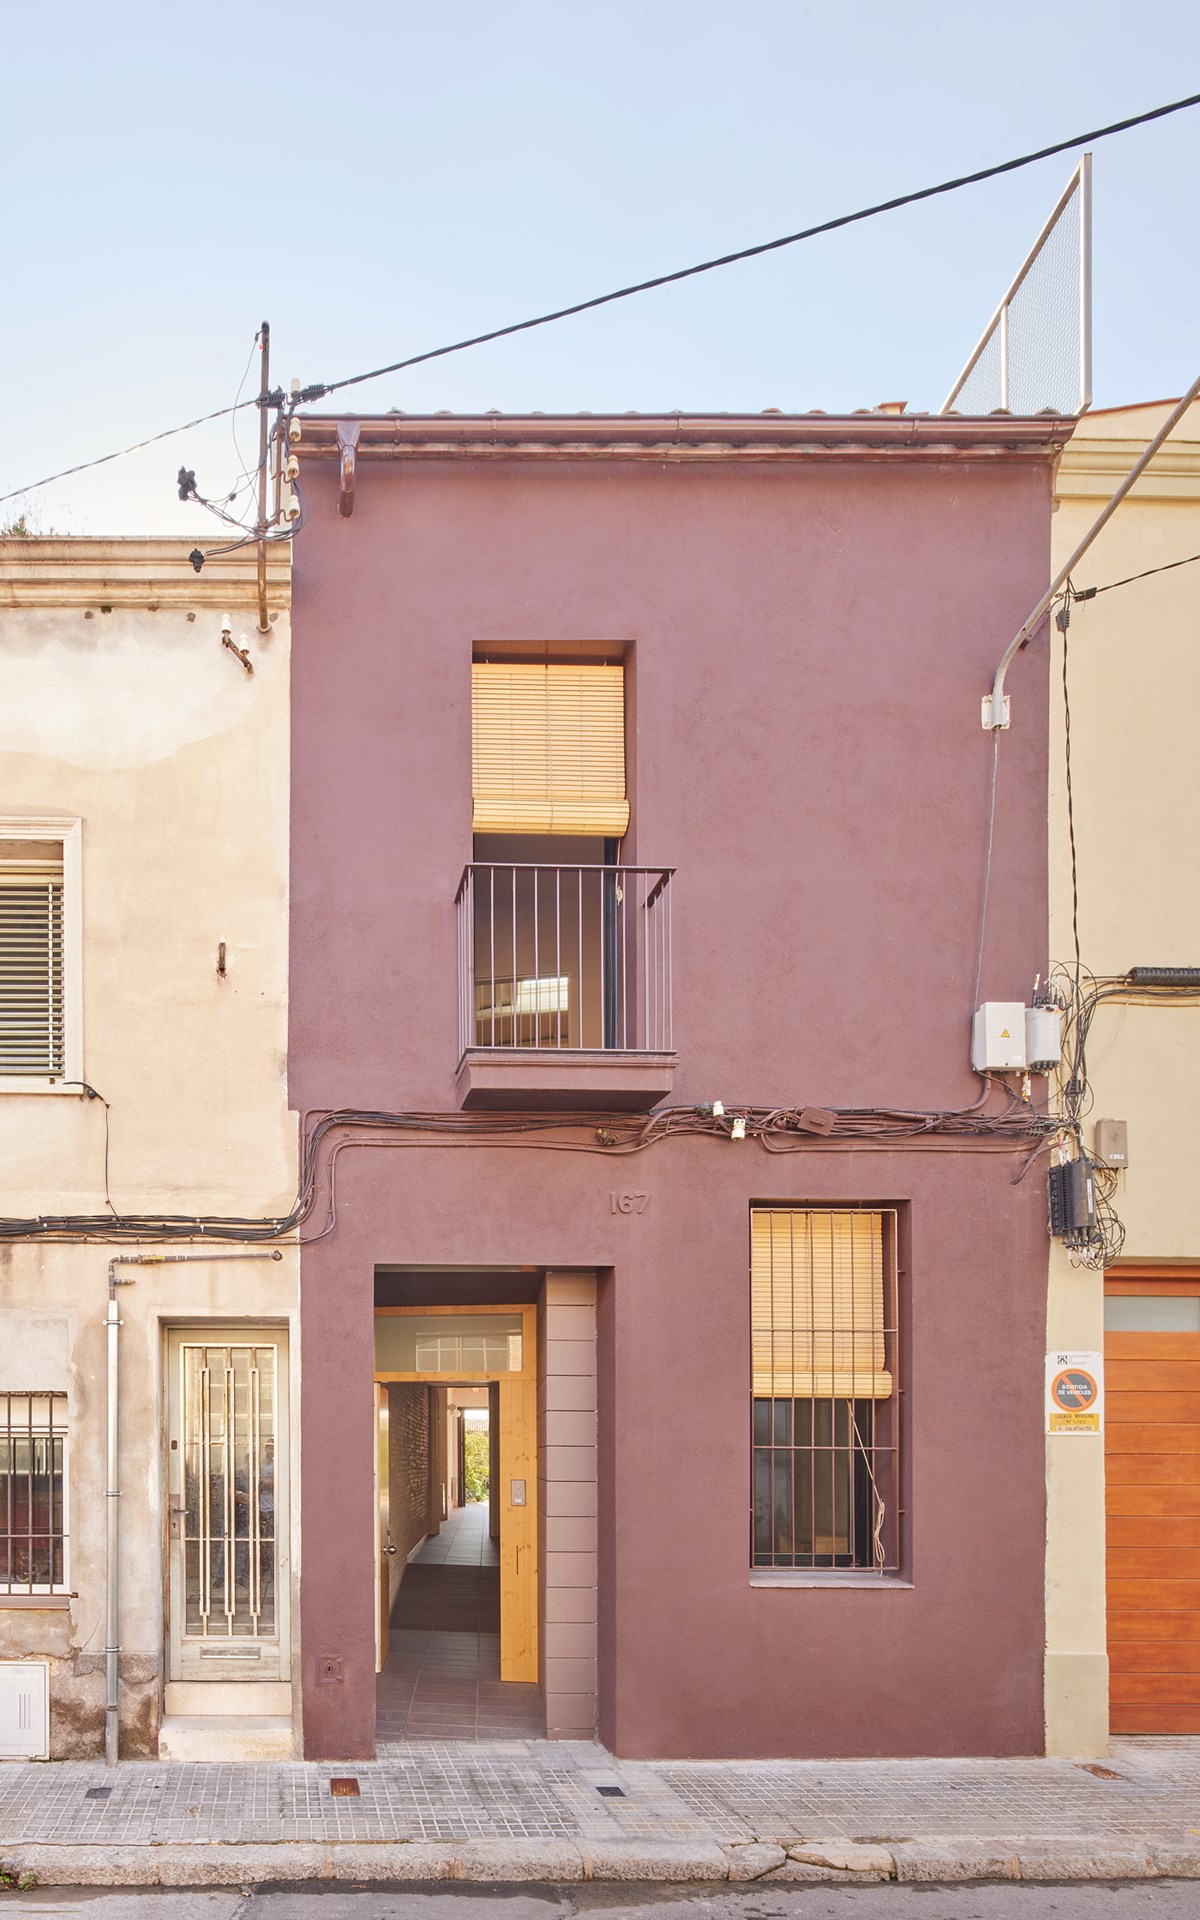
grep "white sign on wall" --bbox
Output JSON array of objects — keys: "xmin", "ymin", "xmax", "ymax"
[{"xmin": 1046, "ymin": 1350, "xmax": 1104, "ymax": 1435}]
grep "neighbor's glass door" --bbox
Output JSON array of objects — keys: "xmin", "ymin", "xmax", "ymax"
[{"xmin": 166, "ymin": 1328, "xmax": 289, "ymax": 1682}]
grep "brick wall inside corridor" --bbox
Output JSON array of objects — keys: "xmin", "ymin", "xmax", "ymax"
[{"xmin": 387, "ymin": 1383, "xmax": 431, "ymax": 1608}]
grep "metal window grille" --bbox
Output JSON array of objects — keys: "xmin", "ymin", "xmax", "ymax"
[
  {"xmin": 0, "ymin": 1394, "xmax": 68, "ymax": 1592},
  {"xmin": 751, "ymin": 1209, "xmax": 900, "ymax": 1573},
  {"xmin": 0, "ymin": 860, "xmax": 65, "ymax": 1077},
  {"xmin": 941, "ymin": 155, "xmax": 1091, "ymax": 418}
]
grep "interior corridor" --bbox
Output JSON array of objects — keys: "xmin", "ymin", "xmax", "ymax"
[{"xmin": 376, "ymin": 1501, "xmax": 543, "ymax": 1745}]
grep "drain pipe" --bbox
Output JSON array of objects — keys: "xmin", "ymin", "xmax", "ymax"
[{"xmin": 104, "ymin": 1248, "xmax": 283, "ymax": 1768}]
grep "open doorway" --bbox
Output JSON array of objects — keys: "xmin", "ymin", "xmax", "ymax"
[{"xmin": 373, "ymin": 1306, "xmax": 541, "ymax": 1744}]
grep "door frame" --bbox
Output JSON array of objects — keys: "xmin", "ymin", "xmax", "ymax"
[
  {"xmin": 163, "ymin": 1321, "xmax": 291, "ymax": 1686},
  {"xmin": 373, "ymin": 1302, "xmax": 538, "ymax": 1683}
]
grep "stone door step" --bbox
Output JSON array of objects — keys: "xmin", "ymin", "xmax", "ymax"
[{"xmin": 158, "ymin": 1714, "xmax": 294, "ymax": 1762}]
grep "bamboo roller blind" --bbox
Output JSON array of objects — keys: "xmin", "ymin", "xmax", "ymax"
[
  {"xmin": 751, "ymin": 1208, "xmax": 893, "ymax": 1399},
  {"xmin": 472, "ymin": 662, "xmax": 629, "ymax": 836}
]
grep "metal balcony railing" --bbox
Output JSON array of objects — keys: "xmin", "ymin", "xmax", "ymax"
[{"xmin": 456, "ymin": 863, "xmax": 674, "ymax": 1058}]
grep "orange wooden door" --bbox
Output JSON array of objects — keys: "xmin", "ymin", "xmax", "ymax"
[{"xmin": 1105, "ymin": 1277, "xmax": 1200, "ymax": 1733}]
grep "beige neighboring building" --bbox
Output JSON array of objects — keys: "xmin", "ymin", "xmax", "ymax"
[
  {"xmin": 1045, "ymin": 401, "xmax": 1200, "ymax": 1754},
  {"xmin": 0, "ymin": 539, "xmax": 297, "ymax": 1761}
]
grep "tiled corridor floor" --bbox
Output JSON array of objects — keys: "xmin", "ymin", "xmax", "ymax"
[{"xmin": 376, "ymin": 1501, "xmax": 544, "ymax": 1746}]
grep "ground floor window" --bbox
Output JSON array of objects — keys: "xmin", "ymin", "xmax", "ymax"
[
  {"xmin": 0, "ymin": 1392, "xmax": 68, "ymax": 1592},
  {"xmin": 751, "ymin": 1208, "xmax": 900, "ymax": 1573}
]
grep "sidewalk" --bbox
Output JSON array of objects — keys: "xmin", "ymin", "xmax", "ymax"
[{"xmin": 1, "ymin": 1736, "xmax": 1198, "ymax": 1889}]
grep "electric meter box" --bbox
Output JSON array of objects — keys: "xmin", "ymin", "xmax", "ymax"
[
  {"xmin": 971, "ymin": 1001, "xmax": 1028, "ymax": 1072},
  {"xmin": 1025, "ymin": 1003, "xmax": 1064, "ymax": 1072}
]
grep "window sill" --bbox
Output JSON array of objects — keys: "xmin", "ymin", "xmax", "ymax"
[
  {"xmin": 750, "ymin": 1571, "xmax": 914, "ymax": 1590},
  {"xmin": 0, "ymin": 1594, "xmax": 71, "ymax": 1609},
  {"xmin": 0, "ymin": 1081, "xmax": 87, "ymax": 1097}
]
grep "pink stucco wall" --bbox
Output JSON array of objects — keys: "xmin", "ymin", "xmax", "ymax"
[{"xmin": 290, "ymin": 425, "xmax": 1056, "ymax": 1760}]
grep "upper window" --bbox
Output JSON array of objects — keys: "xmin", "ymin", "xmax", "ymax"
[
  {"xmin": 0, "ymin": 818, "xmax": 81, "ymax": 1089},
  {"xmin": 471, "ymin": 661, "xmax": 628, "ymax": 837},
  {"xmin": 751, "ymin": 1207, "xmax": 901, "ymax": 1576},
  {"xmin": 0, "ymin": 1393, "xmax": 69, "ymax": 1593}
]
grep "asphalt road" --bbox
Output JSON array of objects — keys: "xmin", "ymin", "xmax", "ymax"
[{"xmin": 2, "ymin": 1885, "xmax": 1197, "ymax": 1918}]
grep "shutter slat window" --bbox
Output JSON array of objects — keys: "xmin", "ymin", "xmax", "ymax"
[
  {"xmin": 751, "ymin": 1208, "xmax": 893, "ymax": 1399},
  {"xmin": 0, "ymin": 860, "xmax": 65, "ymax": 1077},
  {"xmin": 472, "ymin": 662, "xmax": 629, "ymax": 837}
]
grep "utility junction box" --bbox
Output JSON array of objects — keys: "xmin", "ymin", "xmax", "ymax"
[
  {"xmin": 972, "ymin": 1001, "xmax": 1028, "ymax": 1072},
  {"xmin": 1095, "ymin": 1118, "xmax": 1129, "ymax": 1169}
]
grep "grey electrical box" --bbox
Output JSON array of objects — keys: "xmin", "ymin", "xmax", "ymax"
[{"xmin": 1095, "ymin": 1119, "xmax": 1129, "ymax": 1169}]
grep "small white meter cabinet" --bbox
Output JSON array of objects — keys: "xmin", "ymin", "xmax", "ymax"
[{"xmin": 0, "ymin": 1661, "xmax": 49, "ymax": 1759}]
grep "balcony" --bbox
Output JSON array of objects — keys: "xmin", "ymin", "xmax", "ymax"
[{"xmin": 455, "ymin": 862, "xmax": 676, "ymax": 1110}]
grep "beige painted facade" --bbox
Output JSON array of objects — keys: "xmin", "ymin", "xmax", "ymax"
[
  {"xmin": 1044, "ymin": 401, "xmax": 1200, "ymax": 1754},
  {"xmin": 0, "ymin": 539, "xmax": 297, "ymax": 1759}
]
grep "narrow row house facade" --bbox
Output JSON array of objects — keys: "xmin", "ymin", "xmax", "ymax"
[
  {"xmin": 0, "ymin": 540, "xmax": 297, "ymax": 1761},
  {"xmin": 1, "ymin": 408, "xmax": 1087, "ymax": 1763},
  {"xmin": 288, "ymin": 409, "xmax": 1071, "ymax": 1760},
  {"xmin": 1045, "ymin": 399, "xmax": 1200, "ymax": 1751}
]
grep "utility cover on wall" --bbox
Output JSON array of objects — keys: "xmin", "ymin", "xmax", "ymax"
[{"xmin": 0, "ymin": 1661, "xmax": 50, "ymax": 1759}]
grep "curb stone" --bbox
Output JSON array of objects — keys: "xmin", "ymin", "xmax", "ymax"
[
  {"xmin": 723, "ymin": 1842, "xmax": 788, "ymax": 1879},
  {"xmin": 1014, "ymin": 1842, "xmax": 1157, "ymax": 1880},
  {"xmin": 788, "ymin": 1842, "xmax": 894, "ymax": 1874},
  {"xmin": 2, "ymin": 1831, "xmax": 1199, "ymax": 1888},
  {"xmin": 458, "ymin": 1841, "xmax": 586, "ymax": 1882},
  {"xmin": 1153, "ymin": 1846, "xmax": 1200, "ymax": 1876},
  {"xmin": 580, "ymin": 1840, "xmax": 728, "ymax": 1881},
  {"xmin": 891, "ymin": 1843, "xmax": 1020, "ymax": 1883}
]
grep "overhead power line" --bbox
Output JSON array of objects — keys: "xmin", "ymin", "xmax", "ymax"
[
  {"xmin": 3, "ymin": 86, "xmax": 1200, "ymax": 510},
  {"xmin": 1073, "ymin": 550, "xmax": 1200, "ymax": 597},
  {"xmin": 316, "ymin": 89, "xmax": 1200, "ymax": 402}
]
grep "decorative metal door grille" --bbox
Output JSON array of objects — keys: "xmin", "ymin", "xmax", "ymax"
[
  {"xmin": 0, "ymin": 1393, "xmax": 67, "ymax": 1592},
  {"xmin": 181, "ymin": 1344, "xmax": 277, "ymax": 1640}
]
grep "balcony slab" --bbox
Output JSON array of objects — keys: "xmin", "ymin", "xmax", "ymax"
[{"xmin": 456, "ymin": 1048, "xmax": 676, "ymax": 1112}]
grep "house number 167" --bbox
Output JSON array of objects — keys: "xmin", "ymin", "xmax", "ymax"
[{"xmin": 610, "ymin": 1191, "xmax": 650, "ymax": 1214}]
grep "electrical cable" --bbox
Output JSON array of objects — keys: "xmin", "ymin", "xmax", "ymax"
[
  {"xmin": 314, "ymin": 89, "xmax": 1200, "ymax": 404},
  {"xmin": 0, "ymin": 1092, "xmax": 1053, "ymax": 1246},
  {"xmin": 0, "ymin": 399, "xmax": 253, "ymax": 510},
  {"xmin": 1073, "ymin": 550, "xmax": 1200, "ymax": 598},
  {"xmin": 5, "ymin": 88, "xmax": 1200, "ymax": 509}
]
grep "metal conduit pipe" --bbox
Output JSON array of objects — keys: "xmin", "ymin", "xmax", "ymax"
[{"xmin": 104, "ymin": 1248, "xmax": 284, "ymax": 1768}]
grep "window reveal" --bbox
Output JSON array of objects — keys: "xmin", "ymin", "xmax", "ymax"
[{"xmin": 751, "ymin": 1208, "xmax": 900, "ymax": 1573}]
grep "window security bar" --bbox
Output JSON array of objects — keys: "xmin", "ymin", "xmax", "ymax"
[
  {"xmin": 456, "ymin": 863, "xmax": 674, "ymax": 1057},
  {"xmin": 751, "ymin": 1209, "xmax": 902, "ymax": 1575},
  {"xmin": 1, "ymin": 1392, "xmax": 68, "ymax": 1592}
]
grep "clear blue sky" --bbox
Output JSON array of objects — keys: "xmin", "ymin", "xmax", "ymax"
[{"xmin": 4, "ymin": 0, "xmax": 1199, "ymax": 534}]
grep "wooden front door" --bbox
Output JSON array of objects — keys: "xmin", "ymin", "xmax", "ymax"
[{"xmin": 1105, "ymin": 1274, "xmax": 1200, "ymax": 1732}]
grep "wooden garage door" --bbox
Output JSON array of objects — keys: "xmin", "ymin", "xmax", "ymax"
[{"xmin": 1105, "ymin": 1275, "xmax": 1200, "ymax": 1733}]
